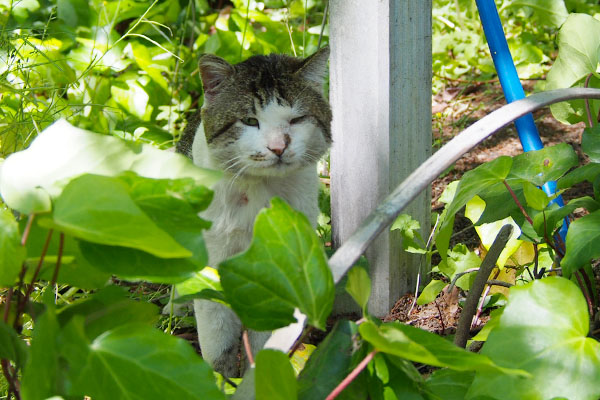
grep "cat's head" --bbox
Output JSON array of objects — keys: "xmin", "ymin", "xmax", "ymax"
[{"xmin": 198, "ymin": 47, "xmax": 331, "ymax": 178}]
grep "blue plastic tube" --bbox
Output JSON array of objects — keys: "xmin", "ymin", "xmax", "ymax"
[{"xmin": 475, "ymin": 0, "xmax": 568, "ymax": 239}]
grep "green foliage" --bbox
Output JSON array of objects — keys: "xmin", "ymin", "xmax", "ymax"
[
  {"xmin": 469, "ymin": 277, "xmax": 600, "ymax": 400},
  {"xmin": 255, "ymin": 349, "xmax": 297, "ymax": 400},
  {"xmin": 547, "ymin": 13, "xmax": 600, "ymax": 124},
  {"xmin": 220, "ymin": 197, "xmax": 334, "ymax": 331}
]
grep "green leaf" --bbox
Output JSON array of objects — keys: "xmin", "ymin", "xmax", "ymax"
[
  {"xmin": 298, "ymin": 321, "xmax": 365, "ymax": 400},
  {"xmin": 508, "ymin": 143, "xmax": 578, "ymax": 187},
  {"xmin": 120, "ymin": 173, "xmax": 212, "ymax": 267},
  {"xmin": 78, "ymin": 241, "xmax": 200, "ymax": 284},
  {"xmin": 391, "ymin": 214, "xmax": 426, "ymax": 253},
  {"xmin": 546, "ymin": 13, "xmax": 600, "ymax": 124},
  {"xmin": 561, "ymin": 210, "xmax": 600, "ymax": 276},
  {"xmin": 359, "ymin": 321, "xmax": 526, "ymax": 375},
  {"xmin": 220, "ymin": 198, "xmax": 334, "ymax": 331},
  {"xmin": 0, "ymin": 208, "xmax": 26, "ymax": 287},
  {"xmin": 0, "ymin": 119, "xmax": 221, "ymax": 214},
  {"xmin": 533, "ymin": 197, "xmax": 599, "ymax": 238},
  {"xmin": 56, "ymin": 286, "xmax": 159, "ymax": 340},
  {"xmin": 416, "ymin": 279, "xmax": 447, "ymax": 305},
  {"xmin": 255, "ymin": 349, "xmax": 297, "ymax": 400},
  {"xmin": 504, "ymin": 0, "xmax": 568, "ymax": 27},
  {"xmin": 175, "ymin": 267, "xmax": 225, "ymax": 303},
  {"xmin": 0, "ymin": 320, "xmax": 28, "ymax": 368},
  {"xmin": 368, "ymin": 353, "xmax": 428, "ymax": 400},
  {"xmin": 582, "ymin": 125, "xmax": 600, "ymax": 163},
  {"xmin": 40, "ymin": 174, "xmax": 191, "ymax": 258},
  {"xmin": 346, "ymin": 266, "xmax": 371, "ymax": 314},
  {"xmin": 468, "ymin": 277, "xmax": 600, "ymax": 400},
  {"xmin": 426, "ymin": 369, "xmax": 475, "ymax": 400},
  {"xmin": 522, "ymin": 181, "xmax": 551, "ymax": 211},
  {"xmin": 63, "ymin": 322, "xmax": 225, "ymax": 400},
  {"xmin": 557, "ymin": 163, "xmax": 600, "ymax": 190},
  {"xmin": 22, "ymin": 221, "xmax": 111, "ymax": 289},
  {"xmin": 21, "ymin": 304, "xmax": 61, "ymax": 399},
  {"xmin": 442, "ymin": 157, "xmax": 513, "ymax": 231},
  {"xmin": 438, "ymin": 244, "xmax": 480, "ymax": 291}
]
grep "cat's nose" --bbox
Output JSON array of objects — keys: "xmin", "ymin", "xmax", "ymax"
[
  {"xmin": 267, "ymin": 134, "xmax": 290, "ymax": 157},
  {"xmin": 268, "ymin": 144, "xmax": 286, "ymax": 156}
]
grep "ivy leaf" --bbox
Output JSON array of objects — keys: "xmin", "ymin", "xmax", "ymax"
[
  {"xmin": 503, "ymin": 0, "xmax": 568, "ymax": 27},
  {"xmin": 0, "ymin": 208, "xmax": 26, "ymax": 287},
  {"xmin": 359, "ymin": 321, "xmax": 527, "ymax": 375},
  {"xmin": 39, "ymin": 174, "xmax": 191, "ymax": 258},
  {"xmin": 416, "ymin": 279, "xmax": 447, "ymax": 306},
  {"xmin": 561, "ymin": 210, "xmax": 600, "ymax": 277},
  {"xmin": 426, "ymin": 369, "xmax": 475, "ymax": 400},
  {"xmin": 62, "ymin": 321, "xmax": 225, "ymax": 400},
  {"xmin": 532, "ymin": 197, "xmax": 599, "ymax": 239},
  {"xmin": 508, "ymin": 143, "xmax": 578, "ymax": 187},
  {"xmin": 56, "ymin": 286, "xmax": 159, "ymax": 340},
  {"xmin": 557, "ymin": 163, "xmax": 600, "ymax": 190},
  {"xmin": 21, "ymin": 303, "xmax": 61, "ymax": 399},
  {"xmin": 546, "ymin": 13, "xmax": 600, "ymax": 124},
  {"xmin": 391, "ymin": 214, "xmax": 426, "ymax": 253},
  {"xmin": 522, "ymin": 181, "xmax": 551, "ymax": 211},
  {"xmin": 468, "ymin": 277, "xmax": 600, "ymax": 400},
  {"xmin": 219, "ymin": 198, "xmax": 334, "ymax": 331},
  {"xmin": 437, "ymin": 244, "xmax": 480, "ymax": 291},
  {"xmin": 442, "ymin": 156, "xmax": 513, "ymax": 231},
  {"xmin": 345, "ymin": 266, "xmax": 371, "ymax": 314},
  {"xmin": 298, "ymin": 321, "xmax": 365, "ymax": 400},
  {"xmin": 582, "ymin": 126, "xmax": 600, "ymax": 163},
  {"xmin": 175, "ymin": 267, "xmax": 225, "ymax": 303},
  {"xmin": 78, "ymin": 241, "xmax": 200, "ymax": 284},
  {"xmin": 255, "ymin": 350, "xmax": 297, "ymax": 400},
  {"xmin": 0, "ymin": 119, "xmax": 221, "ymax": 214}
]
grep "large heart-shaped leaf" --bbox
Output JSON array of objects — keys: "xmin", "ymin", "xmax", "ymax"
[
  {"xmin": 39, "ymin": 174, "xmax": 191, "ymax": 259},
  {"xmin": 359, "ymin": 321, "xmax": 526, "ymax": 375},
  {"xmin": 507, "ymin": 143, "xmax": 578, "ymax": 187},
  {"xmin": 62, "ymin": 321, "xmax": 225, "ymax": 400},
  {"xmin": 561, "ymin": 210, "xmax": 600, "ymax": 276},
  {"xmin": 582, "ymin": 125, "xmax": 600, "ymax": 163},
  {"xmin": 219, "ymin": 198, "xmax": 334, "ymax": 331},
  {"xmin": 0, "ymin": 119, "xmax": 220, "ymax": 214},
  {"xmin": 468, "ymin": 277, "xmax": 600, "ymax": 400},
  {"xmin": 503, "ymin": 0, "xmax": 568, "ymax": 27},
  {"xmin": 0, "ymin": 207, "xmax": 26, "ymax": 287},
  {"xmin": 546, "ymin": 13, "xmax": 600, "ymax": 124}
]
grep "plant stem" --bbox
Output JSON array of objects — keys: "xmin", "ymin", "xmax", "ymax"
[
  {"xmin": 455, "ymin": 225, "xmax": 513, "ymax": 348},
  {"xmin": 584, "ymin": 73, "xmax": 594, "ymax": 128},
  {"xmin": 20, "ymin": 214, "xmax": 34, "ymax": 246},
  {"xmin": 317, "ymin": 0, "xmax": 329, "ymax": 49},
  {"xmin": 288, "ymin": 326, "xmax": 313, "ymax": 358},
  {"xmin": 242, "ymin": 329, "xmax": 254, "ymax": 367},
  {"xmin": 1, "ymin": 359, "xmax": 20, "ymax": 400},
  {"xmin": 50, "ymin": 233, "xmax": 64, "ymax": 287},
  {"xmin": 325, "ymin": 350, "xmax": 377, "ymax": 400},
  {"xmin": 574, "ymin": 270, "xmax": 594, "ymax": 317},
  {"xmin": 16, "ymin": 229, "xmax": 53, "ymax": 323},
  {"xmin": 503, "ymin": 180, "xmax": 533, "ymax": 225}
]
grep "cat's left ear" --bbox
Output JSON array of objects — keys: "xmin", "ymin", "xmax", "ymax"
[{"xmin": 296, "ymin": 46, "xmax": 329, "ymax": 90}]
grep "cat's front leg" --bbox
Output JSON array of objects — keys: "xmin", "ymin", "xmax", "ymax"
[{"xmin": 194, "ymin": 299, "xmax": 242, "ymax": 377}]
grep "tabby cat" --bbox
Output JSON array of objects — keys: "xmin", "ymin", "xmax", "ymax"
[{"xmin": 177, "ymin": 46, "xmax": 332, "ymax": 377}]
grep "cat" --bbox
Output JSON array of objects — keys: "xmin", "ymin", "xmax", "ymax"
[{"xmin": 177, "ymin": 46, "xmax": 331, "ymax": 377}]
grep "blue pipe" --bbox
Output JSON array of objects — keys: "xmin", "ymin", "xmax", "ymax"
[{"xmin": 476, "ymin": 0, "xmax": 568, "ymax": 240}]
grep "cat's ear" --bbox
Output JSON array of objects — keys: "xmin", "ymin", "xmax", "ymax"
[
  {"xmin": 199, "ymin": 54, "xmax": 234, "ymax": 102},
  {"xmin": 296, "ymin": 45, "xmax": 329, "ymax": 90}
]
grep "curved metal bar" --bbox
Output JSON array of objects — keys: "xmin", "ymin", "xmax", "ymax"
[{"xmin": 328, "ymin": 88, "xmax": 600, "ymax": 283}]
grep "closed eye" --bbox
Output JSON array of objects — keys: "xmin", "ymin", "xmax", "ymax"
[
  {"xmin": 290, "ymin": 115, "xmax": 308, "ymax": 125},
  {"xmin": 241, "ymin": 117, "xmax": 259, "ymax": 127}
]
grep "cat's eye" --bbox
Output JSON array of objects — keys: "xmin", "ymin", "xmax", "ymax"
[
  {"xmin": 290, "ymin": 115, "xmax": 308, "ymax": 125},
  {"xmin": 241, "ymin": 117, "xmax": 259, "ymax": 127}
]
